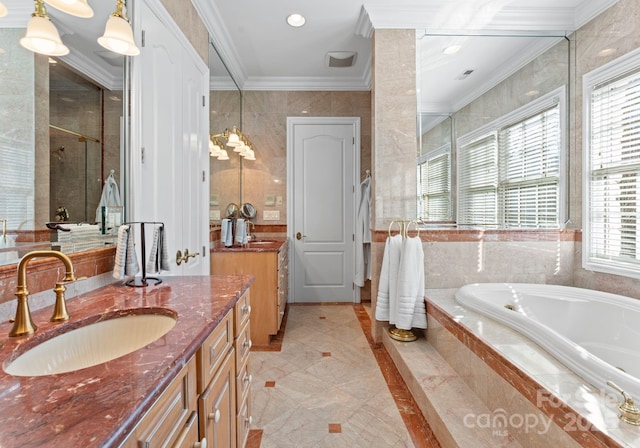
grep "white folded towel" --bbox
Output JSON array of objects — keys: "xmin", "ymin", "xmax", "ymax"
[
  {"xmin": 221, "ymin": 219, "xmax": 233, "ymax": 247},
  {"xmin": 146, "ymin": 224, "xmax": 170, "ymax": 274},
  {"xmin": 375, "ymin": 234, "xmax": 402, "ymax": 322},
  {"xmin": 113, "ymin": 225, "xmax": 139, "ymax": 279},
  {"xmin": 395, "ymin": 236, "xmax": 427, "ymax": 330},
  {"xmin": 235, "ymin": 218, "xmax": 247, "ymax": 245}
]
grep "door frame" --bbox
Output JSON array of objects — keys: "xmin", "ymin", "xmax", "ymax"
[{"xmin": 286, "ymin": 116, "xmax": 361, "ymax": 303}]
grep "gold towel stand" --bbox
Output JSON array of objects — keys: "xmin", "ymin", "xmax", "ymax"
[{"xmin": 386, "ymin": 219, "xmax": 421, "ymax": 342}]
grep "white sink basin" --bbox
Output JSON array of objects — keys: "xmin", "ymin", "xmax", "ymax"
[{"xmin": 3, "ymin": 312, "xmax": 177, "ymax": 377}]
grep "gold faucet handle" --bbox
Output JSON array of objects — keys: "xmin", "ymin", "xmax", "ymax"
[
  {"xmin": 51, "ymin": 282, "xmax": 70, "ymax": 322},
  {"xmin": 607, "ymin": 381, "xmax": 640, "ymax": 425}
]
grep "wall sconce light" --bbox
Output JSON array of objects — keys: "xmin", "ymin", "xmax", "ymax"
[
  {"xmin": 209, "ymin": 137, "xmax": 229, "ymax": 160},
  {"xmin": 210, "ymin": 127, "xmax": 256, "ymax": 161},
  {"xmin": 19, "ymin": 0, "xmax": 139, "ymax": 57},
  {"xmin": 0, "ymin": 2, "xmax": 8, "ymax": 18},
  {"xmin": 44, "ymin": 0, "xmax": 93, "ymax": 18},
  {"xmin": 20, "ymin": 0, "xmax": 69, "ymax": 56},
  {"xmin": 98, "ymin": 0, "xmax": 140, "ymax": 56}
]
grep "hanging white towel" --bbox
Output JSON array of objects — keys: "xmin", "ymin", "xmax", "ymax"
[
  {"xmin": 395, "ymin": 236, "xmax": 427, "ymax": 330},
  {"xmin": 235, "ymin": 218, "xmax": 247, "ymax": 244},
  {"xmin": 95, "ymin": 170, "xmax": 122, "ymax": 225},
  {"xmin": 375, "ymin": 234, "xmax": 402, "ymax": 322},
  {"xmin": 355, "ymin": 176, "xmax": 372, "ymax": 286},
  {"xmin": 113, "ymin": 225, "xmax": 139, "ymax": 279},
  {"xmin": 146, "ymin": 224, "xmax": 170, "ymax": 274},
  {"xmin": 221, "ymin": 219, "xmax": 233, "ymax": 247}
]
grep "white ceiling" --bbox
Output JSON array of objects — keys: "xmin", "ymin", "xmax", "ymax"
[
  {"xmin": 195, "ymin": 0, "xmax": 618, "ymax": 93},
  {"xmin": 1, "ymin": 0, "xmax": 620, "ymax": 110}
]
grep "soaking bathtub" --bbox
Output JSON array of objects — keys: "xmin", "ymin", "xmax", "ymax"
[{"xmin": 455, "ymin": 283, "xmax": 640, "ymax": 401}]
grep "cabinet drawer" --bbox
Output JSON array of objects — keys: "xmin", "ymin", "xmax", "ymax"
[
  {"xmin": 173, "ymin": 411, "xmax": 200, "ymax": 448},
  {"xmin": 197, "ymin": 310, "xmax": 233, "ymax": 394},
  {"xmin": 235, "ymin": 320, "xmax": 251, "ymax": 370},
  {"xmin": 234, "ymin": 290, "xmax": 251, "ymax": 338},
  {"xmin": 236, "ymin": 390, "xmax": 252, "ymax": 448},
  {"xmin": 199, "ymin": 349, "xmax": 236, "ymax": 448},
  {"xmin": 125, "ymin": 356, "xmax": 197, "ymax": 448},
  {"xmin": 235, "ymin": 356, "xmax": 251, "ymax": 406}
]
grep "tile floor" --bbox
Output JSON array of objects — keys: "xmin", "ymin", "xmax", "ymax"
[{"xmin": 248, "ymin": 303, "xmax": 439, "ymax": 447}]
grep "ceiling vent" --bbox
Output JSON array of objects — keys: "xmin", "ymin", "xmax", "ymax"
[
  {"xmin": 326, "ymin": 51, "xmax": 357, "ymax": 68},
  {"xmin": 455, "ymin": 69, "xmax": 474, "ymax": 80}
]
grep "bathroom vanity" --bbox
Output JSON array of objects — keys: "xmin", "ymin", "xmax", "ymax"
[
  {"xmin": 211, "ymin": 238, "xmax": 288, "ymax": 346},
  {"xmin": 0, "ymin": 275, "xmax": 253, "ymax": 447}
]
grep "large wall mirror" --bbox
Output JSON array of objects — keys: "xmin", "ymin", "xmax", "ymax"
[
  {"xmin": 209, "ymin": 41, "xmax": 242, "ymax": 223},
  {"xmin": 417, "ymin": 32, "xmax": 570, "ymax": 227},
  {"xmin": 0, "ymin": 1, "xmax": 126, "ymax": 266}
]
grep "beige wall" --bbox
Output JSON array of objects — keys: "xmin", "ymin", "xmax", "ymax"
[
  {"xmin": 240, "ymin": 91, "xmax": 372, "ymax": 224},
  {"xmin": 159, "ymin": 0, "xmax": 209, "ymax": 64}
]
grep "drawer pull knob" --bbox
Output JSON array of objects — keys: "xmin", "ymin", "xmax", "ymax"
[
  {"xmin": 243, "ymin": 373, "xmax": 253, "ymax": 384},
  {"xmin": 245, "ymin": 415, "xmax": 253, "ymax": 425},
  {"xmin": 244, "ymin": 339, "xmax": 252, "ymax": 349},
  {"xmin": 209, "ymin": 409, "xmax": 221, "ymax": 423},
  {"xmin": 195, "ymin": 437, "xmax": 207, "ymax": 448}
]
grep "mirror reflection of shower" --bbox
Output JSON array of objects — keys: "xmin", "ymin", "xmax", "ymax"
[{"xmin": 49, "ymin": 62, "xmax": 103, "ymax": 223}]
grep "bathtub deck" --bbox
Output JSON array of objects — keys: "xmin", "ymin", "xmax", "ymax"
[{"xmin": 383, "ymin": 289, "xmax": 638, "ymax": 448}]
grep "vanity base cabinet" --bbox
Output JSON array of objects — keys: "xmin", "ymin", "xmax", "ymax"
[
  {"xmin": 211, "ymin": 242, "xmax": 287, "ymax": 346},
  {"xmin": 198, "ymin": 349, "xmax": 236, "ymax": 448},
  {"xmin": 118, "ymin": 291, "xmax": 251, "ymax": 448},
  {"xmin": 119, "ymin": 356, "xmax": 198, "ymax": 448}
]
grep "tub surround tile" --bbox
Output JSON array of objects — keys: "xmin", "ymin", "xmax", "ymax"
[
  {"xmin": 0, "ymin": 275, "xmax": 253, "ymax": 447},
  {"xmin": 425, "ymin": 289, "xmax": 633, "ymax": 448}
]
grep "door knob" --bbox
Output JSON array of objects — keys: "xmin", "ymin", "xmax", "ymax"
[{"xmin": 296, "ymin": 232, "xmax": 306, "ymax": 240}]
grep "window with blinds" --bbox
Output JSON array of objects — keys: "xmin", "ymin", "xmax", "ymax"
[
  {"xmin": 417, "ymin": 145, "xmax": 451, "ymax": 221},
  {"xmin": 457, "ymin": 87, "xmax": 564, "ymax": 228},
  {"xmin": 584, "ymin": 50, "xmax": 640, "ymax": 277}
]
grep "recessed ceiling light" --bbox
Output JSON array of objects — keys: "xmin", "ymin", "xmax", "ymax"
[
  {"xmin": 286, "ymin": 13, "xmax": 306, "ymax": 27},
  {"xmin": 443, "ymin": 45, "xmax": 461, "ymax": 55}
]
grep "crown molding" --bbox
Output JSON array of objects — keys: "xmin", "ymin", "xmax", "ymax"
[
  {"xmin": 191, "ymin": 0, "xmax": 247, "ymax": 89},
  {"xmin": 59, "ymin": 51, "xmax": 122, "ymax": 91},
  {"xmin": 242, "ymin": 75, "xmax": 371, "ymax": 91},
  {"xmin": 362, "ymin": 3, "xmax": 602, "ymax": 33},
  {"xmin": 355, "ymin": 6, "xmax": 374, "ymax": 39}
]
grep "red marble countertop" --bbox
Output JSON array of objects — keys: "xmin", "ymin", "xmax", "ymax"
[
  {"xmin": 211, "ymin": 237, "xmax": 287, "ymax": 253},
  {"xmin": 0, "ymin": 274, "xmax": 253, "ymax": 447}
]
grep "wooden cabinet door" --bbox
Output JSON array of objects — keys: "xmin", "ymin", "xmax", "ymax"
[{"xmin": 199, "ymin": 350, "xmax": 236, "ymax": 448}]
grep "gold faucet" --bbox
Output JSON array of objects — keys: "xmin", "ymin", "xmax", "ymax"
[
  {"xmin": 607, "ymin": 381, "xmax": 640, "ymax": 425},
  {"xmin": 246, "ymin": 221, "xmax": 256, "ymax": 241},
  {"xmin": 9, "ymin": 250, "xmax": 76, "ymax": 337}
]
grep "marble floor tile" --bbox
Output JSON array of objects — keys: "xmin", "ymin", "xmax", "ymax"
[{"xmin": 250, "ymin": 304, "xmax": 436, "ymax": 447}]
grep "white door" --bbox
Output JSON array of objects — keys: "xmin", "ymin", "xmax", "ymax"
[
  {"xmin": 132, "ymin": 0, "xmax": 209, "ymax": 276},
  {"xmin": 287, "ymin": 117, "xmax": 360, "ymax": 303}
]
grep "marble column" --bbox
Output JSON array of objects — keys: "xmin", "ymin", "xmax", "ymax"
[{"xmin": 370, "ymin": 29, "xmax": 418, "ymax": 342}]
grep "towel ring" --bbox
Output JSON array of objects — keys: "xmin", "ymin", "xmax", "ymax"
[
  {"xmin": 404, "ymin": 220, "xmax": 420, "ymax": 238},
  {"xmin": 388, "ymin": 220, "xmax": 403, "ymax": 237}
]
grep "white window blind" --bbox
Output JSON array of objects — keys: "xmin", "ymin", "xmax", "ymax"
[
  {"xmin": 417, "ymin": 145, "xmax": 451, "ymax": 221},
  {"xmin": 458, "ymin": 134, "xmax": 498, "ymax": 225},
  {"xmin": 586, "ymin": 61, "xmax": 640, "ymax": 275},
  {"xmin": 498, "ymin": 106, "xmax": 561, "ymax": 228},
  {"xmin": 457, "ymin": 86, "xmax": 564, "ymax": 228}
]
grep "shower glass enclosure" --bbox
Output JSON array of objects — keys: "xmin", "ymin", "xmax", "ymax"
[{"xmin": 49, "ymin": 62, "xmax": 103, "ymax": 223}]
